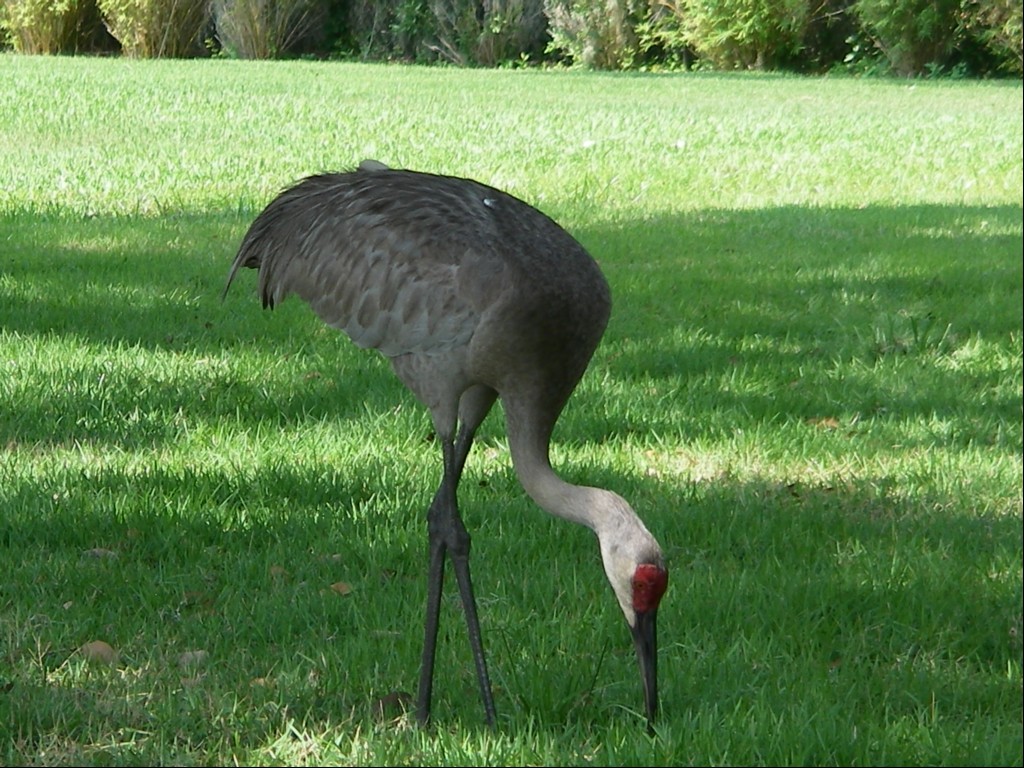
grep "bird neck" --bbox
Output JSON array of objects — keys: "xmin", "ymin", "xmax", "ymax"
[
  {"xmin": 504, "ymin": 403, "xmax": 663, "ymax": 628},
  {"xmin": 516, "ymin": 454, "xmax": 603, "ymax": 531},
  {"xmin": 505, "ymin": 413, "xmax": 621, "ymax": 535}
]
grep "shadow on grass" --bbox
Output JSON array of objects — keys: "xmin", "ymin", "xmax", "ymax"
[
  {"xmin": 3, "ymin": 203, "xmax": 1020, "ymax": 347},
  {"xmin": 2, "ymin": 194, "xmax": 1021, "ymax": 760},
  {"xmin": 2, "ymin": 201, "xmax": 1020, "ymax": 455},
  {"xmin": 0, "ymin": 458, "xmax": 1020, "ymax": 764}
]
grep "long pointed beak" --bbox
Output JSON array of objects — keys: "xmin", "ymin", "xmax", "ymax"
[{"xmin": 630, "ymin": 608, "xmax": 659, "ymax": 732}]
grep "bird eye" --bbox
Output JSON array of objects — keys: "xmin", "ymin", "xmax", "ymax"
[{"xmin": 632, "ymin": 564, "xmax": 668, "ymax": 613}]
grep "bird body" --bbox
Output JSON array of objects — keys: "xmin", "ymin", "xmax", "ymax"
[{"xmin": 225, "ymin": 162, "xmax": 667, "ymax": 728}]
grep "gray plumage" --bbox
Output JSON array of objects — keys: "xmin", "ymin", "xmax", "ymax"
[{"xmin": 224, "ymin": 161, "xmax": 667, "ymax": 729}]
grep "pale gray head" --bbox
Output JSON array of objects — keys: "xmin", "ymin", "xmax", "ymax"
[{"xmin": 593, "ymin": 490, "xmax": 668, "ymax": 730}]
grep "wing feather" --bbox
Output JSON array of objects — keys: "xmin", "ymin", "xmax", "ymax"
[{"xmin": 226, "ymin": 168, "xmax": 506, "ymax": 357}]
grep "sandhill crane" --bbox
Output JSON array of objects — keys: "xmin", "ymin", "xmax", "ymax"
[{"xmin": 223, "ymin": 160, "xmax": 668, "ymax": 730}]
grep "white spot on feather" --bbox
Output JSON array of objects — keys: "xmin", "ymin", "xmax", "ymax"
[{"xmin": 359, "ymin": 159, "xmax": 389, "ymax": 172}]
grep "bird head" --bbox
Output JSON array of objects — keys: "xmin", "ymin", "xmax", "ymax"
[{"xmin": 595, "ymin": 493, "xmax": 668, "ymax": 731}]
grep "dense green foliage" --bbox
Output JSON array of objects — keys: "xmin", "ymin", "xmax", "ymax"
[
  {"xmin": 0, "ymin": 0, "xmax": 111, "ymax": 53},
  {"xmin": 95, "ymin": 0, "xmax": 208, "ymax": 57},
  {"xmin": 853, "ymin": 0, "xmax": 962, "ymax": 76},
  {"xmin": 670, "ymin": 0, "xmax": 811, "ymax": 70},
  {"xmin": 1, "ymin": 56, "xmax": 1021, "ymax": 766},
  {"xmin": 1, "ymin": 0, "xmax": 1020, "ymax": 74},
  {"xmin": 212, "ymin": 0, "xmax": 323, "ymax": 59}
]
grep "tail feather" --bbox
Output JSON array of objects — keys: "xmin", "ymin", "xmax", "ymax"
[
  {"xmin": 222, "ymin": 204, "xmax": 282, "ymax": 306},
  {"xmin": 222, "ymin": 247, "xmax": 256, "ymax": 302},
  {"xmin": 223, "ymin": 161, "xmax": 391, "ymax": 304}
]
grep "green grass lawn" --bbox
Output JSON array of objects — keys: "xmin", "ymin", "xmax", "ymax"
[{"xmin": 1, "ymin": 56, "xmax": 1022, "ymax": 766}]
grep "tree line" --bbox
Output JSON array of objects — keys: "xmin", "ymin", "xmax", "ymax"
[{"xmin": 1, "ymin": 0, "xmax": 1021, "ymax": 77}]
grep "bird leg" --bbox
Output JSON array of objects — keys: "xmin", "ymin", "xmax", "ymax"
[{"xmin": 416, "ymin": 424, "xmax": 497, "ymax": 727}]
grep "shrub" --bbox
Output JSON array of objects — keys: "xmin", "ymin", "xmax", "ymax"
[
  {"xmin": 543, "ymin": 0, "xmax": 645, "ymax": 68},
  {"xmin": 337, "ymin": 0, "xmax": 547, "ymax": 65},
  {"xmin": 851, "ymin": 0, "xmax": 961, "ymax": 75},
  {"xmin": 634, "ymin": 0, "xmax": 694, "ymax": 68},
  {"xmin": 801, "ymin": 0, "xmax": 858, "ymax": 73},
  {"xmin": 212, "ymin": 0, "xmax": 324, "ymax": 58},
  {"xmin": 674, "ymin": 0, "xmax": 811, "ymax": 70},
  {"xmin": 336, "ymin": 0, "xmax": 426, "ymax": 60},
  {"xmin": 0, "ymin": 0, "xmax": 99, "ymax": 53},
  {"xmin": 97, "ymin": 0, "xmax": 209, "ymax": 57},
  {"xmin": 427, "ymin": 0, "xmax": 548, "ymax": 66},
  {"xmin": 960, "ymin": 0, "xmax": 1022, "ymax": 76}
]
